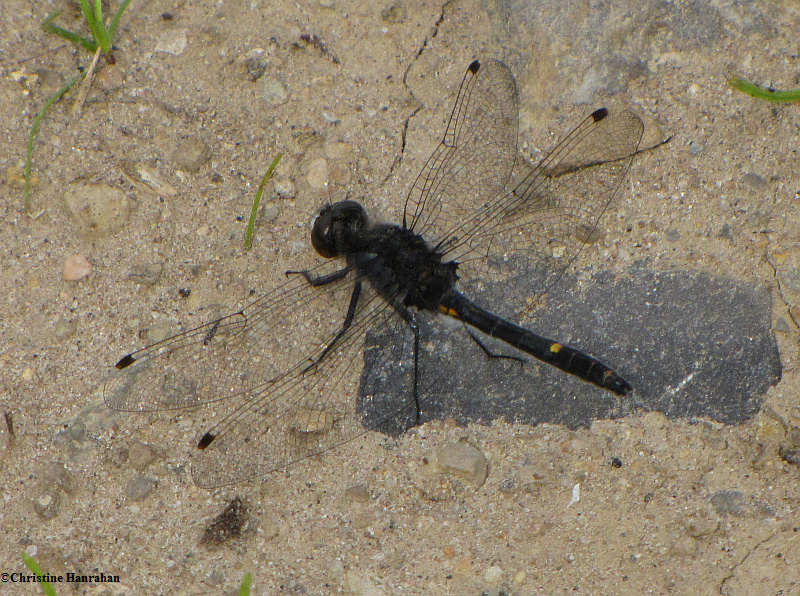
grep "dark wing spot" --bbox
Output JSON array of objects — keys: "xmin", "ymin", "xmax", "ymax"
[
  {"xmin": 591, "ymin": 107, "xmax": 608, "ymax": 122},
  {"xmin": 115, "ymin": 354, "xmax": 136, "ymax": 369},
  {"xmin": 197, "ymin": 432, "xmax": 216, "ymax": 449}
]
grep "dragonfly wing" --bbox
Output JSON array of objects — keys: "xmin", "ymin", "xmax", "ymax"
[
  {"xmin": 103, "ymin": 261, "xmax": 359, "ymax": 412},
  {"xmin": 189, "ymin": 283, "xmax": 414, "ymax": 487},
  {"xmin": 103, "ymin": 257, "xmax": 416, "ymax": 487},
  {"xmin": 403, "ymin": 60, "xmax": 519, "ymax": 239},
  {"xmin": 439, "ymin": 108, "xmax": 644, "ymax": 310}
]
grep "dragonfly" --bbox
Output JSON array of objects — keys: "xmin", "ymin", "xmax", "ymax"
[{"xmin": 105, "ymin": 59, "xmax": 646, "ymax": 487}]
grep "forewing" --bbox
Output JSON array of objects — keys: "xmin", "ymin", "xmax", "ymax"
[
  {"xmin": 403, "ymin": 60, "xmax": 519, "ymax": 237},
  {"xmin": 438, "ymin": 108, "xmax": 644, "ymax": 309},
  {"xmin": 104, "ymin": 260, "xmax": 358, "ymax": 412}
]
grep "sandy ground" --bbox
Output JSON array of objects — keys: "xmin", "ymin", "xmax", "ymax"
[{"xmin": 1, "ymin": 0, "xmax": 799, "ymax": 594}]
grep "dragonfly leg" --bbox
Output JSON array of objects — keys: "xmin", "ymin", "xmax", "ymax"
[
  {"xmin": 465, "ymin": 327, "xmax": 524, "ymax": 364},
  {"xmin": 302, "ymin": 280, "xmax": 362, "ymax": 374},
  {"xmin": 285, "ymin": 265, "xmax": 351, "ymax": 286}
]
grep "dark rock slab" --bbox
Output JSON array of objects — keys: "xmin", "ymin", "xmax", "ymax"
[{"xmin": 357, "ymin": 267, "xmax": 781, "ymax": 436}]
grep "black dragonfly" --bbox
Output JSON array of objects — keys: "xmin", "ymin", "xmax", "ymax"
[{"xmin": 105, "ymin": 59, "xmax": 645, "ymax": 487}]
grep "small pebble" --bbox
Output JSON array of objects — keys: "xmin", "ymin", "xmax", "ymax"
[
  {"xmin": 568, "ymin": 483, "xmax": 581, "ymax": 506},
  {"xmin": 63, "ymin": 182, "xmax": 131, "ymax": 237},
  {"xmin": 243, "ymin": 48, "xmax": 268, "ymax": 81},
  {"xmin": 436, "ymin": 440, "xmax": 488, "ymax": 487},
  {"xmin": 755, "ymin": 411, "xmax": 786, "ymax": 443},
  {"xmin": 499, "ymin": 478, "xmax": 515, "ymax": 494},
  {"xmin": 126, "ymin": 475, "xmax": 156, "ymax": 501},
  {"xmin": 109, "ymin": 446, "xmax": 129, "ymax": 467},
  {"xmin": 324, "ymin": 140, "xmax": 353, "ymax": 160},
  {"xmin": 741, "ymin": 172, "xmax": 767, "ymax": 190},
  {"xmin": 33, "ymin": 489, "xmax": 61, "ymax": 520},
  {"xmin": 127, "ymin": 162, "xmax": 177, "ymax": 197},
  {"xmin": 145, "ymin": 321, "xmax": 174, "ymax": 345},
  {"xmin": 305, "ymin": 158, "xmax": 329, "ymax": 189},
  {"xmin": 73, "ymin": 401, "xmax": 121, "ymax": 437},
  {"xmin": 262, "ymin": 77, "xmax": 288, "ymax": 106},
  {"xmin": 63, "ymin": 254, "xmax": 92, "ymax": 281},
  {"xmin": 788, "ymin": 426, "xmax": 800, "ymax": 447},
  {"xmin": 172, "ymin": 137, "xmax": 211, "ymax": 173},
  {"xmin": 127, "ymin": 263, "xmax": 163, "ymax": 286},
  {"xmin": 53, "ymin": 317, "xmax": 77, "ymax": 340},
  {"xmin": 779, "ymin": 445, "xmax": 800, "ymax": 466},
  {"xmin": 260, "ymin": 203, "xmax": 280, "ymax": 223},
  {"xmin": 128, "ymin": 442, "xmax": 158, "ymax": 471},
  {"xmin": 67, "ymin": 421, "xmax": 86, "ymax": 442},
  {"xmin": 274, "ymin": 177, "xmax": 296, "ymax": 199},
  {"xmin": 484, "ymin": 565, "xmax": 503, "ymax": 583},
  {"xmin": 96, "ymin": 64, "xmax": 123, "ymax": 90},
  {"xmin": 328, "ymin": 163, "xmax": 351, "ymax": 187},
  {"xmin": 155, "ymin": 29, "xmax": 188, "ymax": 55},
  {"xmin": 42, "ymin": 462, "xmax": 75, "ymax": 494},
  {"xmin": 684, "ymin": 514, "xmax": 719, "ymax": 537},
  {"xmin": 344, "ymin": 484, "xmax": 370, "ymax": 503},
  {"xmin": 710, "ymin": 490, "xmax": 746, "ymax": 516},
  {"xmin": 381, "ymin": 3, "xmax": 407, "ymax": 23}
]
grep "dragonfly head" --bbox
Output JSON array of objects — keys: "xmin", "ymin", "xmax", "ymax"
[{"xmin": 311, "ymin": 200, "xmax": 368, "ymax": 258}]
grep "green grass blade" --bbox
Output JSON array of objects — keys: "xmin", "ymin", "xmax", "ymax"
[
  {"xmin": 109, "ymin": 0, "xmax": 133, "ymax": 40},
  {"xmin": 78, "ymin": 0, "xmax": 94, "ymax": 31},
  {"xmin": 41, "ymin": 11, "xmax": 98, "ymax": 52},
  {"xmin": 25, "ymin": 72, "xmax": 84, "ymax": 213},
  {"xmin": 21, "ymin": 553, "xmax": 58, "ymax": 596},
  {"xmin": 94, "ymin": 25, "xmax": 112, "ymax": 53},
  {"xmin": 87, "ymin": 0, "xmax": 112, "ymax": 52},
  {"xmin": 239, "ymin": 572, "xmax": 253, "ymax": 596},
  {"xmin": 728, "ymin": 75, "xmax": 800, "ymax": 102},
  {"xmin": 244, "ymin": 153, "xmax": 283, "ymax": 250}
]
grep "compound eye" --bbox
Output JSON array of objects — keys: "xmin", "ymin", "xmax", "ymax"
[{"xmin": 311, "ymin": 211, "xmax": 337, "ymax": 258}]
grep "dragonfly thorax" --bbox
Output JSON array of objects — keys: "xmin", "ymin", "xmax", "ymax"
[{"xmin": 355, "ymin": 223, "xmax": 459, "ymax": 312}]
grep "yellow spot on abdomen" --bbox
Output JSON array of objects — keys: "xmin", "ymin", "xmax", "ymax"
[
  {"xmin": 550, "ymin": 343, "xmax": 562, "ymax": 353},
  {"xmin": 439, "ymin": 306, "xmax": 460, "ymax": 319}
]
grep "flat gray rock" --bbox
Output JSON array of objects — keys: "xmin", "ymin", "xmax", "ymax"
[{"xmin": 358, "ymin": 267, "xmax": 781, "ymax": 435}]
